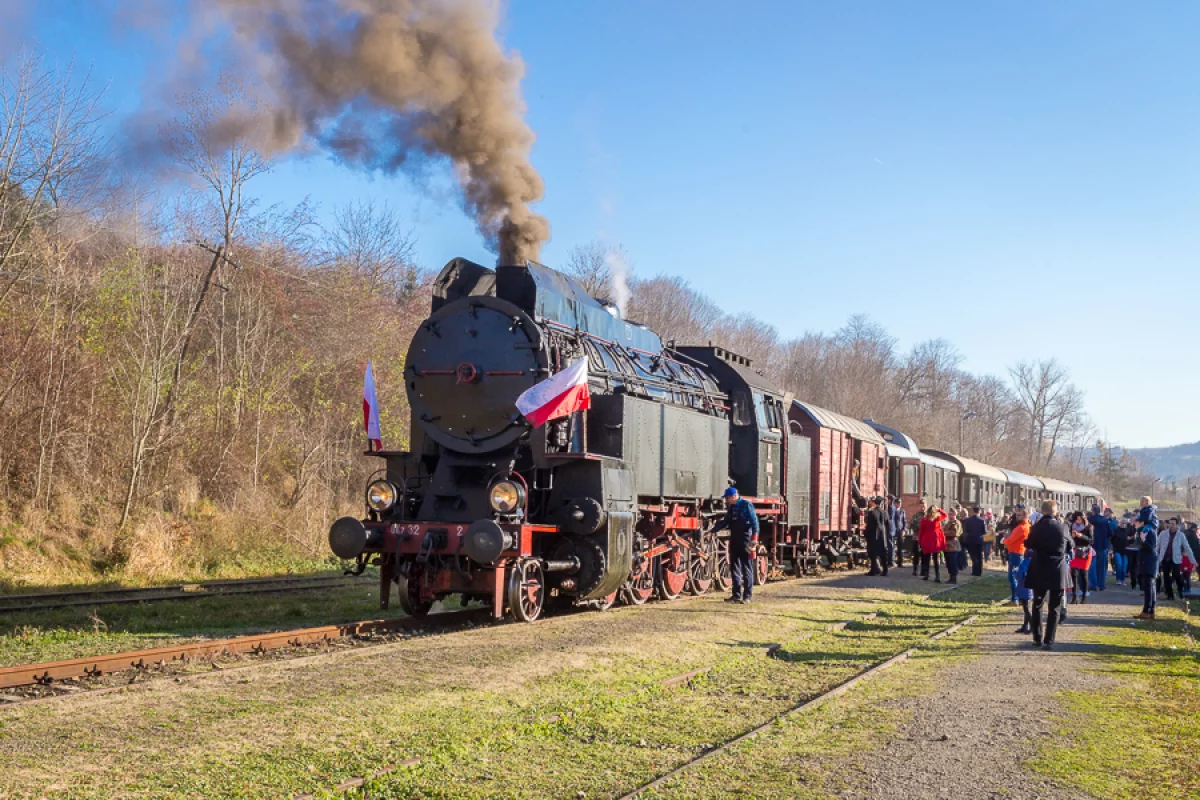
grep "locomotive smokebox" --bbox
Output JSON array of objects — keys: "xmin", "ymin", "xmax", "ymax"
[
  {"xmin": 464, "ymin": 520, "xmax": 515, "ymax": 564},
  {"xmin": 406, "ymin": 292, "xmax": 545, "ymax": 455}
]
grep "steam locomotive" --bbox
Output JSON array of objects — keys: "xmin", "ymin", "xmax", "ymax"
[{"xmin": 328, "ymin": 258, "xmax": 1102, "ymax": 622}]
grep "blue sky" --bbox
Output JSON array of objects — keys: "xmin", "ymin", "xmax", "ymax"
[{"xmin": 15, "ymin": 1, "xmax": 1200, "ymax": 448}]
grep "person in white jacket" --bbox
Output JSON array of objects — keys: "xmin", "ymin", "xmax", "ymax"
[{"xmin": 1156, "ymin": 518, "xmax": 1195, "ymax": 601}]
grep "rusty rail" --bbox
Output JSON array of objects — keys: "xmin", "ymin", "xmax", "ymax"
[
  {"xmin": 0, "ymin": 608, "xmax": 493, "ymax": 690},
  {"xmin": 0, "ymin": 574, "xmax": 362, "ymax": 614}
]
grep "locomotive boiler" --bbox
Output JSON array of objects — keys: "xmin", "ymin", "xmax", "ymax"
[{"xmin": 329, "ymin": 258, "xmax": 802, "ymax": 622}]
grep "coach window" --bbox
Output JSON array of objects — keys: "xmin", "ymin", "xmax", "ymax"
[
  {"xmin": 732, "ymin": 389, "xmax": 753, "ymax": 426},
  {"xmin": 902, "ymin": 464, "xmax": 919, "ymax": 495}
]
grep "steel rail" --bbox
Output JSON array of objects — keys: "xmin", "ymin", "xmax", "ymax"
[
  {"xmin": 0, "ymin": 608, "xmax": 493, "ymax": 690},
  {"xmin": 0, "ymin": 575, "xmax": 362, "ymax": 615},
  {"xmin": 616, "ymin": 603, "xmax": 998, "ymax": 800},
  {"xmin": 0, "ymin": 573, "xmax": 994, "ymax": 697}
]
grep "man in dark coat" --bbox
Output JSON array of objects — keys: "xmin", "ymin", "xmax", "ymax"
[
  {"xmin": 712, "ymin": 487, "xmax": 759, "ymax": 604},
  {"xmin": 865, "ymin": 497, "xmax": 889, "ymax": 576},
  {"xmin": 889, "ymin": 496, "xmax": 908, "ymax": 568},
  {"xmin": 1023, "ymin": 500, "xmax": 1073, "ymax": 650},
  {"xmin": 962, "ymin": 507, "xmax": 987, "ymax": 577},
  {"xmin": 1136, "ymin": 522, "xmax": 1160, "ymax": 619}
]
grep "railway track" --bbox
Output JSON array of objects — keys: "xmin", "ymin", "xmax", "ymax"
[
  {"xmin": 0, "ymin": 606, "xmax": 494, "ymax": 695},
  {"xmin": 0, "ymin": 573, "xmax": 364, "ymax": 615},
  {"xmin": 0, "ymin": 573, "xmax": 995, "ymax": 706}
]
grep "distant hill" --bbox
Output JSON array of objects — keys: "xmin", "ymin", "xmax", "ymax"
[{"xmin": 1124, "ymin": 441, "xmax": 1200, "ymax": 481}]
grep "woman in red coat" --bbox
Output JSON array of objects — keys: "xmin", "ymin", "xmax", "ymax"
[{"xmin": 919, "ymin": 506, "xmax": 949, "ymax": 583}]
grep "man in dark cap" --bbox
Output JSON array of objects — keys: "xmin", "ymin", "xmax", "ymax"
[
  {"xmin": 865, "ymin": 496, "xmax": 889, "ymax": 577},
  {"xmin": 1024, "ymin": 500, "xmax": 1073, "ymax": 649},
  {"xmin": 711, "ymin": 487, "xmax": 759, "ymax": 604}
]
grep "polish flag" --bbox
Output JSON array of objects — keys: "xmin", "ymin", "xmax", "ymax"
[
  {"xmin": 362, "ymin": 360, "xmax": 382, "ymax": 451},
  {"xmin": 516, "ymin": 358, "xmax": 590, "ymax": 428}
]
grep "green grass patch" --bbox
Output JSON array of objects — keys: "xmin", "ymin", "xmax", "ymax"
[
  {"xmin": 1034, "ymin": 602, "xmax": 1200, "ymax": 799},
  {"xmin": 0, "ymin": 576, "xmax": 1008, "ymax": 799},
  {"xmin": 0, "ymin": 572, "xmax": 386, "ymax": 666}
]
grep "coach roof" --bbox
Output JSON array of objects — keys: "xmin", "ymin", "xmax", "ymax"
[
  {"xmin": 918, "ymin": 451, "xmax": 960, "ymax": 472},
  {"xmin": 792, "ymin": 401, "xmax": 886, "ymax": 445},
  {"xmin": 999, "ymin": 468, "xmax": 1043, "ymax": 489},
  {"xmin": 862, "ymin": 419, "xmax": 921, "ymax": 458},
  {"xmin": 923, "ymin": 450, "xmax": 1008, "ymax": 482},
  {"xmin": 1037, "ymin": 476, "xmax": 1079, "ymax": 494}
]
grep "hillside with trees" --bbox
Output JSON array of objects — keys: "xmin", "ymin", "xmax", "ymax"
[{"xmin": 0, "ymin": 57, "xmax": 1155, "ymax": 587}]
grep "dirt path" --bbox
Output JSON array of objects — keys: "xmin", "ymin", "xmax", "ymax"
[{"xmin": 824, "ymin": 581, "xmax": 1146, "ymax": 800}]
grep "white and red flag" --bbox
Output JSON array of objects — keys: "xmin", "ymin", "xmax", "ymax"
[
  {"xmin": 516, "ymin": 358, "xmax": 591, "ymax": 428},
  {"xmin": 362, "ymin": 360, "xmax": 382, "ymax": 451}
]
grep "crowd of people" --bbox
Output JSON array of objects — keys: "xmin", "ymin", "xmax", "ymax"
[{"xmin": 858, "ymin": 492, "xmax": 1197, "ymax": 649}]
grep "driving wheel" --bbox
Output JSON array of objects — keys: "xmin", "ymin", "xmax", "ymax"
[
  {"xmin": 620, "ymin": 555, "xmax": 655, "ymax": 605},
  {"xmin": 714, "ymin": 537, "xmax": 732, "ymax": 591},
  {"xmin": 657, "ymin": 546, "xmax": 688, "ymax": 600},
  {"xmin": 686, "ymin": 533, "xmax": 717, "ymax": 595}
]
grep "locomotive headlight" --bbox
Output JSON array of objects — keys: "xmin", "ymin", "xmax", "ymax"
[
  {"xmin": 365, "ymin": 480, "xmax": 398, "ymax": 512},
  {"xmin": 488, "ymin": 480, "xmax": 525, "ymax": 513}
]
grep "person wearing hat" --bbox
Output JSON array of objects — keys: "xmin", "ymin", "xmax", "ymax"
[
  {"xmin": 865, "ymin": 496, "xmax": 889, "ymax": 577},
  {"xmin": 711, "ymin": 487, "xmax": 760, "ymax": 604}
]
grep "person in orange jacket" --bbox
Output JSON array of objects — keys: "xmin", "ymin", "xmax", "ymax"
[
  {"xmin": 918, "ymin": 505, "xmax": 949, "ymax": 583},
  {"xmin": 1002, "ymin": 506, "xmax": 1031, "ymax": 604}
]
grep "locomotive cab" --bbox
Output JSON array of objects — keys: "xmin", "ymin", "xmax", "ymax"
[{"xmin": 675, "ymin": 346, "xmax": 785, "ymax": 498}]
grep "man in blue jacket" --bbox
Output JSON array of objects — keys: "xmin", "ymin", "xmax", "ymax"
[
  {"xmin": 712, "ymin": 487, "xmax": 760, "ymax": 604},
  {"xmin": 1086, "ymin": 505, "xmax": 1113, "ymax": 592}
]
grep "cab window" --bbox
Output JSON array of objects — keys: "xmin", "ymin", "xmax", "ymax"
[
  {"xmin": 732, "ymin": 389, "xmax": 753, "ymax": 426},
  {"xmin": 753, "ymin": 392, "xmax": 779, "ymax": 431}
]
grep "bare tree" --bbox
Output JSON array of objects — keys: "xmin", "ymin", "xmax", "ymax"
[
  {"xmin": 1009, "ymin": 359, "xmax": 1088, "ymax": 468},
  {"xmin": 151, "ymin": 79, "xmax": 274, "ymax": 469},
  {"xmin": 628, "ymin": 274, "xmax": 723, "ymax": 346},
  {"xmin": 0, "ymin": 52, "xmax": 110, "ymax": 309},
  {"xmin": 324, "ymin": 200, "xmax": 419, "ymax": 296},
  {"xmin": 562, "ymin": 240, "xmax": 612, "ymax": 297}
]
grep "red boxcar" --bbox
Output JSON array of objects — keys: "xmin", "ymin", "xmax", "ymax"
[{"xmin": 789, "ymin": 401, "xmax": 887, "ymax": 555}]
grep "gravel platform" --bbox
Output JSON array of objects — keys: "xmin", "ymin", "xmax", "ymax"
[{"xmin": 825, "ymin": 581, "xmax": 1146, "ymax": 800}]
